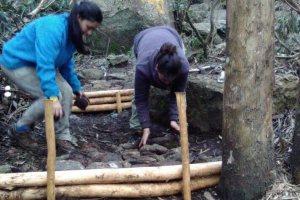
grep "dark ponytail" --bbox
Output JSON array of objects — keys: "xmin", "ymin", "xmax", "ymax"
[
  {"xmin": 155, "ymin": 42, "xmax": 182, "ymax": 79},
  {"xmin": 69, "ymin": 1, "xmax": 103, "ymax": 55}
]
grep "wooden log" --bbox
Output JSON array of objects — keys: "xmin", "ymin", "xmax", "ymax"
[
  {"xmin": 72, "ymin": 102, "xmax": 132, "ymax": 112},
  {"xmin": 43, "ymin": 100, "xmax": 56, "ymax": 200},
  {"xmin": 73, "ymin": 96, "xmax": 132, "ymax": 105},
  {"xmin": 80, "ymin": 89, "xmax": 134, "ymax": 98},
  {"xmin": 175, "ymin": 92, "xmax": 191, "ymax": 200},
  {"xmin": 116, "ymin": 91, "xmax": 122, "ymax": 114},
  {"xmin": 0, "ymin": 162, "xmax": 221, "ymax": 189},
  {"xmin": 0, "ymin": 176, "xmax": 220, "ymax": 200}
]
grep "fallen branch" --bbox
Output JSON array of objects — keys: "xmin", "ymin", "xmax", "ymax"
[
  {"xmin": 73, "ymin": 95, "xmax": 132, "ymax": 105},
  {"xmin": 72, "ymin": 102, "xmax": 132, "ymax": 112},
  {"xmin": 275, "ymin": 52, "xmax": 300, "ymax": 59},
  {"xmin": 275, "ymin": 32, "xmax": 294, "ymax": 54},
  {"xmin": 0, "ymin": 176, "xmax": 220, "ymax": 199},
  {"xmin": 0, "ymin": 162, "xmax": 221, "ymax": 189},
  {"xmin": 78, "ymin": 89, "xmax": 134, "ymax": 98},
  {"xmin": 284, "ymin": 0, "xmax": 300, "ymax": 15},
  {"xmin": 29, "ymin": 0, "xmax": 47, "ymax": 17}
]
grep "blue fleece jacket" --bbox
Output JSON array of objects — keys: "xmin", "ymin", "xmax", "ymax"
[
  {"xmin": 133, "ymin": 26, "xmax": 189, "ymax": 129},
  {"xmin": 0, "ymin": 13, "xmax": 82, "ymax": 98}
]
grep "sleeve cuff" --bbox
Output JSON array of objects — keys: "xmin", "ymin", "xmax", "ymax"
[
  {"xmin": 140, "ymin": 121, "xmax": 151, "ymax": 129},
  {"xmin": 169, "ymin": 114, "xmax": 178, "ymax": 122}
]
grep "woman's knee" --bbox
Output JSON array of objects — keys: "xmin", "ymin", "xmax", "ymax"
[{"xmin": 59, "ymin": 83, "xmax": 73, "ymax": 105}]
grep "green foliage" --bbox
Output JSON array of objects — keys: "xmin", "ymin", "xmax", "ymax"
[
  {"xmin": 276, "ymin": 12, "xmax": 300, "ymax": 36},
  {"xmin": 190, "ymin": 33, "xmax": 202, "ymax": 47},
  {"xmin": 173, "ymin": 0, "xmax": 192, "ymax": 32},
  {"xmin": 275, "ymin": 10, "xmax": 300, "ymax": 54},
  {"xmin": 0, "ymin": 0, "xmax": 71, "ymax": 51}
]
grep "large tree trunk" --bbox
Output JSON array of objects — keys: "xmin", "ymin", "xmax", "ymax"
[
  {"xmin": 218, "ymin": 0, "xmax": 275, "ymax": 199},
  {"xmin": 291, "ymin": 81, "xmax": 300, "ymax": 183}
]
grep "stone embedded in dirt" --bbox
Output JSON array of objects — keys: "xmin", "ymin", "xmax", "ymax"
[
  {"xmin": 164, "ymin": 152, "xmax": 182, "ymax": 162},
  {"xmin": 171, "ymin": 147, "xmax": 181, "ymax": 154},
  {"xmin": 0, "ymin": 165, "xmax": 12, "ymax": 173},
  {"xmin": 121, "ymin": 150, "xmax": 141, "ymax": 158},
  {"xmin": 150, "ymin": 160, "xmax": 182, "ymax": 167},
  {"xmin": 147, "ymin": 135, "xmax": 179, "ymax": 149},
  {"xmin": 55, "ymin": 160, "xmax": 85, "ymax": 171},
  {"xmin": 111, "ymin": 144, "xmax": 124, "ymax": 152},
  {"xmin": 86, "ymin": 161, "xmax": 131, "ymax": 169},
  {"xmin": 56, "ymin": 154, "xmax": 70, "ymax": 161},
  {"xmin": 204, "ymin": 191, "xmax": 216, "ymax": 200},
  {"xmin": 107, "ymin": 54, "xmax": 129, "ymax": 66},
  {"xmin": 124, "ymin": 156, "xmax": 157, "ymax": 165},
  {"xmin": 81, "ymin": 143, "xmax": 104, "ymax": 153},
  {"xmin": 139, "ymin": 144, "xmax": 169, "ymax": 155},
  {"xmin": 146, "ymin": 154, "xmax": 165, "ymax": 162},
  {"xmin": 120, "ymin": 142, "xmax": 138, "ymax": 150},
  {"xmin": 91, "ymin": 152, "xmax": 123, "ymax": 162}
]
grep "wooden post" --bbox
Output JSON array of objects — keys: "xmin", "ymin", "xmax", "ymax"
[
  {"xmin": 44, "ymin": 100, "xmax": 56, "ymax": 200},
  {"xmin": 175, "ymin": 92, "xmax": 191, "ymax": 200},
  {"xmin": 116, "ymin": 91, "xmax": 122, "ymax": 114}
]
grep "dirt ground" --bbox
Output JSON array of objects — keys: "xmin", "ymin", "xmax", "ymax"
[
  {"xmin": 0, "ymin": 58, "xmax": 223, "ymax": 199},
  {"xmin": 0, "ymin": 110, "xmax": 222, "ymax": 200}
]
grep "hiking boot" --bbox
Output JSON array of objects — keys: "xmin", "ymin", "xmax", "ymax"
[
  {"xmin": 56, "ymin": 140, "xmax": 76, "ymax": 153},
  {"xmin": 7, "ymin": 124, "xmax": 38, "ymax": 150}
]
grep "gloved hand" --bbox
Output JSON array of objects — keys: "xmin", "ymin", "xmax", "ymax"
[{"xmin": 74, "ymin": 90, "xmax": 90, "ymax": 110}]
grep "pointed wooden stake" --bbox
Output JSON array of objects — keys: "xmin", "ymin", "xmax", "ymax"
[
  {"xmin": 116, "ymin": 91, "xmax": 122, "ymax": 114},
  {"xmin": 44, "ymin": 100, "xmax": 56, "ymax": 200},
  {"xmin": 175, "ymin": 92, "xmax": 191, "ymax": 200}
]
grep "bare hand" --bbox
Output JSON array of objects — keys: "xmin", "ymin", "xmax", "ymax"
[
  {"xmin": 170, "ymin": 121, "xmax": 180, "ymax": 133},
  {"xmin": 139, "ymin": 128, "xmax": 150, "ymax": 148},
  {"xmin": 53, "ymin": 100, "xmax": 63, "ymax": 119}
]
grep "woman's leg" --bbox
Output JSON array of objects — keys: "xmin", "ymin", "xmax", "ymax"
[{"xmin": 1, "ymin": 65, "xmax": 77, "ymax": 144}]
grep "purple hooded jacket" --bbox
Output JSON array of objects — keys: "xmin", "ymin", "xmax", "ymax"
[{"xmin": 133, "ymin": 26, "xmax": 189, "ymax": 129}]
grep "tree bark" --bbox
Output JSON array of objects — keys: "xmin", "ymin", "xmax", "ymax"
[
  {"xmin": 218, "ymin": 0, "xmax": 275, "ymax": 199},
  {"xmin": 291, "ymin": 81, "xmax": 300, "ymax": 183}
]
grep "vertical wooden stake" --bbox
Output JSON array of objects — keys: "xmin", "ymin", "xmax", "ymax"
[
  {"xmin": 44, "ymin": 100, "xmax": 56, "ymax": 200},
  {"xmin": 175, "ymin": 92, "xmax": 191, "ymax": 200},
  {"xmin": 116, "ymin": 91, "xmax": 122, "ymax": 114}
]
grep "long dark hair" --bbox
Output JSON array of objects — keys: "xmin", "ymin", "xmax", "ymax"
[
  {"xmin": 155, "ymin": 42, "xmax": 182, "ymax": 79},
  {"xmin": 69, "ymin": 1, "xmax": 103, "ymax": 55}
]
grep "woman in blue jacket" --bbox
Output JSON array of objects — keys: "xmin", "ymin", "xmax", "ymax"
[{"xmin": 0, "ymin": 1, "xmax": 103, "ymax": 152}]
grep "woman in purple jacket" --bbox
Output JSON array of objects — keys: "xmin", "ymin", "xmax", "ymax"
[{"xmin": 130, "ymin": 26, "xmax": 189, "ymax": 148}]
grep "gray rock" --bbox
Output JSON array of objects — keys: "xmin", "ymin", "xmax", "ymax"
[
  {"xmin": 55, "ymin": 160, "xmax": 84, "ymax": 171},
  {"xmin": 105, "ymin": 73, "xmax": 127, "ymax": 80},
  {"xmin": 120, "ymin": 142, "xmax": 138, "ymax": 150},
  {"xmin": 78, "ymin": 69, "xmax": 104, "ymax": 80},
  {"xmin": 193, "ymin": 22, "xmax": 211, "ymax": 36},
  {"xmin": 91, "ymin": 152, "xmax": 123, "ymax": 162},
  {"xmin": 140, "ymin": 144, "xmax": 169, "ymax": 155},
  {"xmin": 149, "ymin": 74, "xmax": 297, "ymax": 133},
  {"xmin": 122, "ymin": 150, "xmax": 141, "ymax": 158},
  {"xmin": 148, "ymin": 134, "xmax": 179, "ymax": 149},
  {"xmin": 86, "ymin": 161, "xmax": 131, "ymax": 169},
  {"xmin": 90, "ymin": 0, "xmax": 174, "ymax": 54},
  {"xmin": 125, "ymin": 156, "xmax": 157, "ymax": 165},
  {"xmin": 107, "ymin": 54, "xmax": 129, "ymax": 66},
  {"xmin": 151, "ymin": 160, "xmax": 182, "ymax": 166},
  {"xmin": 188, "ymin": 4, "xmax": 209, "ymax": 23},
  {"xmin": 111, "ymin": 144, "xmax": 124, "ymax": 152}
]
